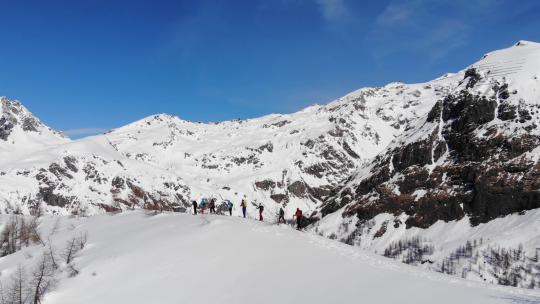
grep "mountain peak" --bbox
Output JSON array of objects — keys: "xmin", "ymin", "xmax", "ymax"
[
  {"xmin": 1, "ymin": 96, "xmax": 41, "ymax": 139},
  {"xmin": 468, "ymin": 41, "xmax": 540, "ymax": 104},
  {"xmin": 513, "ymin": 40, "xmax": 540, "ymax": 47},
  {"xmin": 0, "ymin": 96, "xmax": 68, "ymax": 167}
]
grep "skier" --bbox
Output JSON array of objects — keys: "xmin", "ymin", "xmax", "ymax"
[
  {"xmin": 257, "ymin": 204, "xmax": 264, "ymax": 221},
  {"xmin": 240, "ymin": 199, "xmax": 247, "ymax": 218},
  {"xmin": 227, "ymin": 200, "xmax": 233, "ymax": 216},
  {"xmin": 192, "ymin": 200, "xmax": 198, "ymax": 215},
  {"xmin": 278, "ymin": 207, "xmax": 285, "ymax": 224},
  {"xmin": 200, "ymin": 198, "xmax": 208, "ymax": 214},
  {"xmin": 209, "ymin": 198, "xmax": 216, "ymax": 214},
  {"xmin": 293, "ymin": 208, "xmax": 303, "ymax": 230}
]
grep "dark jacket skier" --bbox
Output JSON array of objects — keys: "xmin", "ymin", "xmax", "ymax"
[
  {"xmin": 278, "ymin": 207, "xmax": 285, "ymax": 224},
  {"xmin": 227, "ymin": 201, "xmax": 233, "ymax": 216},
  {"xmin": 192, "ymin": 200, "xmax": 198, "ymax": 215},
  {"xmin": 257, "ymin": 204, "xmax": 264, "ymax": 221},
  {"xmin": 209, "ymin": 199, "xmax": 216, "ymax": 214}
]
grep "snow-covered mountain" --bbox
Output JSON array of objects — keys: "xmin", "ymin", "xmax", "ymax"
[
  {"xmin": 0, "ymin": 67, "xmax": 457, "ymax": 216},
  {"xmin": 103, "ymin": 79, "xmax": 453, "ymax": 215},
  {"xmin": 317, "ymin": 40, "xmax": 540, "ymax": 227},
  {"xmin": 0, "ymin": 99, "xmax": 191, "ymax": 215},
  {"xmin": 1, "ymin": 41, "xmax": 539, "ymax": 291},
  {"xmin": 312, "ymin": 40, "xmax": 540, "ymax": 287}
]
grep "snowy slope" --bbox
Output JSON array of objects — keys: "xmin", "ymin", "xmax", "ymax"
[
  {"xmin": 0, "ymin": 212, "xmax": 538, "ymax": 304},
  {"xmin": 314, "ymin": 207, "xmax": 540, "ymax": 288}
]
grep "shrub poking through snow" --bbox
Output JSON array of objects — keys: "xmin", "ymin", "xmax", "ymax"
[
  {"xmin": 383, "ymin": 236, "xmax": 434, "ymax": 265},
  {"xmin": 0, "ymin": 217, "xmax": 89, "ymax": 303},
  {"xmin": 62, "ymin": 233, "xmax": 87, "ymax": 277},
  {"xmin": 0, "ymin": 253, "xmax": 59, "ymax": 304},
  {"xmin": 0, "ymin": 216, "xmax": 43, "ymax": 257},
  {"xmin": 437, "ymin": 241, "xmax": 540, "ymax": 289}
]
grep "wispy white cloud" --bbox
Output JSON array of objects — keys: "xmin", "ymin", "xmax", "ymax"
[
  {"xmin": 418, "ymin": 20, "xmax": 469, "ymax": 60},
  {"xmin": 315, "ymin": 0, "xmax": 348, "ymax": 21},
  {"xmin": 63, "ymin": 128, "xmax": 109, "ymax": 138},
  {"xmin": 370, "ymin": 0, "xmax": 504, "ymax": 61},
  {"xmin": 376, "ymin": 1, "xmax": 416, "ymax": 27}
]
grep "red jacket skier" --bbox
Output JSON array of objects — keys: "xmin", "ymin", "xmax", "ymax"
[{"xmin": 293, "ymin": 208, "xmax": 303, "ymax": 229}]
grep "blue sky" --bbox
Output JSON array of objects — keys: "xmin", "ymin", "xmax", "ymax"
[{"xmin": 0, "ymin": 0, "xmax": 539, "ymax": 138}]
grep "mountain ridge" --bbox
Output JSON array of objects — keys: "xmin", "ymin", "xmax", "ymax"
[{"xmin": 1, "ymin": 41, "xmax": 537, "ymax": 218}]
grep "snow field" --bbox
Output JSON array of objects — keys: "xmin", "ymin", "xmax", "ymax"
[{"xmin": 1, "ymin": 212, "xmax": 539, "ymax": 304}]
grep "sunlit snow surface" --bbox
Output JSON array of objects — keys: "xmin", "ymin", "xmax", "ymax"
[{"xmin": 0, "ymin": 212, "xmax": 538, "ymax": 304}]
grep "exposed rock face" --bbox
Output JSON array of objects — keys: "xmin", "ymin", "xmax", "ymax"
[
  {"xmin": 270, "ymin": 193, "xmax": 288, "ymax": 204},
  {"xmin": 0, "ymin": 116, "xmax": 15, "ymax": 140},
  {"xmin": 287, "ymin": 181, "xmax": 308, "ymax": 198},
  {"xmin": 255, "ymin": 180, "xmax": 276, "ymax": 191},
  {"xmin": 319, "ymin": 53, "xmax": 540, "ymax": 229}
]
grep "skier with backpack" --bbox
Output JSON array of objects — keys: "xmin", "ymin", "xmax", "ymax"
[
  {"xmin": 278, "ymin": 207, "xmax": 286, "ymax": 224},
  {"xmin": 209, "ymin": 198, "xmax": 216, "ymax": 214},
  {"xmin": 240, "ymin": 199, "xmax": 247, "ymax": 218},
  {"xmin": 200, "ymin": 198, "xmax": 208, "ymax": 214},
  {"xmin": 293, "ymin": 208, "xmax": 303, "ymax": 229},
  {"xmin": 227, "ymin": 200, "xmax": 233, "ymax": 216},
  {"xmin": 192, "ymin": 200, "xmax": 198, "ymax": 215},
  {"xmin": 257, "ymin": 203, "xmax": 264, "ymax": 221}
]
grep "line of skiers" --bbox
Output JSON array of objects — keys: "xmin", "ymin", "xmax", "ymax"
[
  {"xmin": 191, "ymin": 198, "xmax": 233, "ymax": 216},
  {"xmin": 191, "ymin": 197, "xmax": 305, "ymax": 229}
]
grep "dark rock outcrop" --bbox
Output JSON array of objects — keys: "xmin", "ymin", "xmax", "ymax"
[
  {"xmin": 0, "ymin": 116, "xmax": 15, "ymax": 140},
  {"xmin": 321, "ymin": 81, "xmax": 540, "ymax": 230}
]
